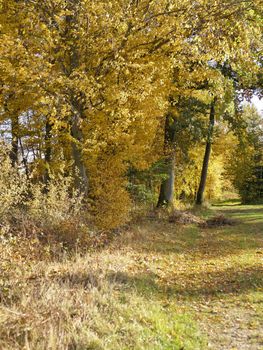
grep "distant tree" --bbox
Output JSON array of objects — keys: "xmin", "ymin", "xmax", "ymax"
[{"xmin": 227, "ymin": 105, "xmax": 263, "ymax": 203}]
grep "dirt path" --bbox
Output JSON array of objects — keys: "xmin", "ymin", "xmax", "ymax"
[
  {"xmin": 115, "ymin": 204, "xmax": 263, "ymax": 349},
  {"xmin": 196, "ymin": 205, "xmax": 263, "ymax": 350},
  {"xmin": 194, "ymin": 231, "xmax": 263, "ymax": 349}
]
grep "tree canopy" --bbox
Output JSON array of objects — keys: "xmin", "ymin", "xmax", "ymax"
[{"xmin": 0, "ymin": 0, "xmax": 262, "ymax": 227}]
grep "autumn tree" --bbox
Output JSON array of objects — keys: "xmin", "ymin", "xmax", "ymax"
[
  {"xmin": 156, "ymin": 0, "xmax": 262, "ymax": 206},
  {"xmin": 227, "ymin": 105, "xmax": 263, "ymax": 203}
]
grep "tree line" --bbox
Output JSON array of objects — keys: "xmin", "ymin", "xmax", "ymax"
[{"xmin": 0, "ymin": 0, "xmax": 262, "ymax": 228}]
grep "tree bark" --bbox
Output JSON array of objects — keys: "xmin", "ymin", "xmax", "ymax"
[
  {"xmin": 71, "ymin": 112, "xmax": 89, "ymax": 195},
  {"xmin": 157, "ymin": 154, "xmax": 175, "ymax": 207},
  {"xmin": 157, "ymin": 115, "xmax": 176, "ymax": 208},
  {"xmin": 64, "ymin": 7, "xmax": 89, "ymax": 195},
  {"xmin": 44, "ymin": 118, "xmax": 52, "ymax": 186},
  {"xmin": 18, "ymin": 138, "xmax": 29, "ymax": 177},
  {"xmin": 10, "ymin": 116, "xmax": 19, "ymax": 166},
  {"xmin": 196, "ymin": 98, "xmax": 216, "ymax": 205}
]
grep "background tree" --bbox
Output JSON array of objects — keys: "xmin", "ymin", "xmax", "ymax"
[{"xmin": 227, "ymin": 105, "xmax": 263, "ymax": 203}]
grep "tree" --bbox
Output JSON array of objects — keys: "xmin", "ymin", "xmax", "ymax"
[
  {"xmin": 157, "ymin": 94, "xmax": 208, "ymax": 207},
  {"xmin": 227, "ymin": 105, "xmax": 263, "ymax": 203},
  {"xmin": 196, "ymin": 98, "xmax": 217, "ymax": 205}
]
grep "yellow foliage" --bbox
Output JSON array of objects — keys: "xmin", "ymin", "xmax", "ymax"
[
  {"xmin": 89, "ymin": 156, "xmax": 131, "ymax": 229},
  {"xmin": 0, "ymin": 0, "xmax": 262, "ymax": 227},
  {"xmin": 0, "ymin": 145, "xmax": 27, "ymax": 219}
]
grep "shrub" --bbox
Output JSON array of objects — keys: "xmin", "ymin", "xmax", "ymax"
[
  {"xmin": 0, "ymin": 146, "xmax": 28, "ymax": 220},
  {"xmin": 0, "ymin": 144, "xmax": 89, "ymax": 245},
  {"xmin": 27, "ymin": 177, "xmax": 87, "ymax": 243}
]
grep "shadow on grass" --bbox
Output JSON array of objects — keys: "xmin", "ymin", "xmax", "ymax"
[
  {"xmin": 45, "ymin": 269, "xmax": 161, "ymax": 297},
  {"xmin": 213, "ymin": 202, "xmax": 241, "ymax": 208},
  {"xmin": 216, "ymin": 206, "xmax": 263, "ymax": 221},
  {"xmin": 167, "ymin": 265, "xmax": 263, "ymax": 298},
  {"xmin": 213, "ymin": 203, "xmax": 241, "ymax": 207},
  {"xmin": 126, "ymin": 221, "xmax": 262, "ymax": 260},
  {"xmin": 51, "ymin": 263, "xmax": 262, "ymax": 302},
  {"xmin": 108, "ymin": 265, "xmax": 263, "ymax": 300},
  {"xmin": 220, "ymin": 207, "xmax": 263, "ymax": 215}
]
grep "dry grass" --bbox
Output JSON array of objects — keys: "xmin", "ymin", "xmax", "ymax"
[
  {"xmin": 1, "ymin": 203, "xmax": 262, "ymax": 349},
  {"xmin": 0, "ymin": 238, "xmax": 205, "ymax": 350}
]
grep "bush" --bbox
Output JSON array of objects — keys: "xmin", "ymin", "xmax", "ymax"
[
  {"xmin": 0, "ymin": 146, "xmax": 28, "ymax": 219},
  {"xmin": 27, "ymin": 177, "xmax": 88, "ymax": 243},
  {"xmin": 0, "ymin": 145, "xmax": 89, "ymax": 245}
]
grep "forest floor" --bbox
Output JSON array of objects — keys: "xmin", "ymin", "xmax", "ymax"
[{"xmin": 0, "ymin": 203, "xmax": 262, "ymax": 349}]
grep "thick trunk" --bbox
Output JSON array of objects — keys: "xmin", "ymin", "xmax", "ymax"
[
  {"xmin": 10, "ymin": 116, "xmax": 19, "ymax": 166},
  {"xmin": 196, "ymin": 99, "xmax": 216, "ymax": 205},
  {"xmin": 64, "ymin": 7, "xmax": 88, "ymax": 195},
  {"xmin": 157, "ymin": 115, "xmax": 176, "ymax": 208},
  {"xmin": 157, "ymin": 154, "xmax": 175, "ymax": 207}
]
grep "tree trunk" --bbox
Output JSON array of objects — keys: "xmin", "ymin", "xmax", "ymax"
[
  {"xmin": 196, "ymin": 98, "xmax": 216, "ymax": 205},
  {"xmin": 10, "ymin": 116, "xmax": 19, "ymax": 166},
  {"xmin": 44, "ymin": 118, "xmax": 52, "ymax": 185},
  {"xmin": 71, "ymin": 113, "xmax": 89, "ymax": 195},
  {"xmin": 64, "ymin": 7, "xmax": 89, "ymax": 195},
  {"xmin": 157, "ymin": 114, "xmax": 176, "ymax": 208},
  {"xmin": 157, "ymin": 154, "xmax": 175, "ymax": 207},
  {"xmin": 18, "ymin": 138, "xmax": 29, "ymax": 177}
]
